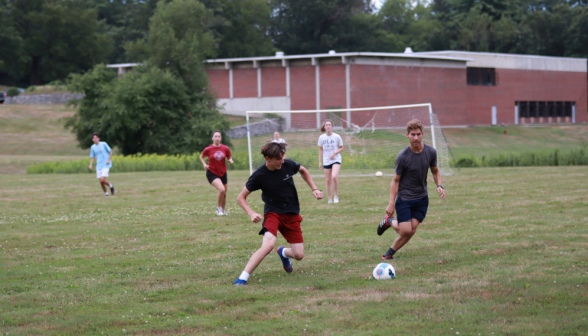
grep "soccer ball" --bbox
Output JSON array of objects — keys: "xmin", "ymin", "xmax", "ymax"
[
  {"xmin": 375, "ymin": 171, "xmax": 383, "ymax": 176},
  {"xmin": 373, "ymin": 263, "xmax": 395, "ymax": 280}
]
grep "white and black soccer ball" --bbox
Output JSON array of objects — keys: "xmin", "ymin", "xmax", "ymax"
[{"xmin": 373, "ymin": 263, "xmax": 395, "ymax": 280}]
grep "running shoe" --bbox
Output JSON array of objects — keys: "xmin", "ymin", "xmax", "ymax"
[
  {"xmin": 381, "ymin": 254, "xmax": 394, "ymax": 260},
  {"xmin": 328, "ymin": 199, "xmax": 333, "ymax": 204},
  {"xmin": 110, "ymin": 185, "xmax": 115, "ymax": 195},
  {"xmin": 216, "ymin": 208, "xmax": 224, "ymax": 216},
  {"xmin": 223, "ymin": 210, "xmax": 228, "ymax": 216},
  {"xmin": 377, "ymin": 214, "xmax": 395, "ymax": 236},
  {"xmin": 276, "ymin": 246, "xmax": 293, "ymax": 273},
  {"xmin": 334, "ymin": 196, "xmax": 339, "ymax": 203},
  {"xmin": 233, "ymin": 279, "xmax": 247, "ymax": 286}
]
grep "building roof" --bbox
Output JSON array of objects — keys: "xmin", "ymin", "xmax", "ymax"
[
  {"xmin": 412, "ymin": 51, "xmax": 587, "ymax": 72},
  {"xmin": 206, "ymin": 51, "xmax": 473, "ymax": 68}
]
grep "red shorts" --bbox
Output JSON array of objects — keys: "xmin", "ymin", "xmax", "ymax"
[{"xmin": 259, "ymin": 212, "xmax": 304, "ymax": 244}]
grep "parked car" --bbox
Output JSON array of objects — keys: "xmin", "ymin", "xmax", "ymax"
[{"xmin": 0, "ymin": 91, "xmax": 5, "ymax": 104}]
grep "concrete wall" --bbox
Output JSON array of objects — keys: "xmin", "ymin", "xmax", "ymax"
[
  {"xmin": 5, "ymin": 93, "xmax": 85, "ymax": 104},
  {"xmin": 226, "ymin": 118, "xmax": 285, "ymax": 139}
]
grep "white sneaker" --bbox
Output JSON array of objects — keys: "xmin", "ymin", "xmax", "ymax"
[
  {"xmin": 328, "ymin": 199, "xmax": 333, "ymax": 204},
  {"xmin": 223, "ymin": 210, "xmax": 228, "ymax": 216},
  {"xmin": 216, "ymin": 208, "xmax": 224, "ymax": 216},
  {"xmin": 334, "ymin": 196, "xmax": 339, "ymax": 203}
]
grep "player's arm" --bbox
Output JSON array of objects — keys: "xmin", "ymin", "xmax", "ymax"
[
  {"xmin": 386, "ymin": 174, "xmax": 401, "ymax": 216},
  {"xmin": 329, "ymin": 145, "xmax": 344, "ymax": 160},
  {"xmin": 199, "ymin": 152, "xmax": 209, "ymax": 170},
  {"xmin": 430, "ymin": 166, "xmax": 446, "ymax": 199},
  {"xmin": 298, "ymin": 166, "xmax": 324, "ymax": 200},
  {"xmin": 237, "ymin": 187, "xmax": 263, "ymax": 223},
  {"xmin": 89, "ymin": 157, "xmax": 95, "ymax": 170},
  {"xmin": 106, "ymin": 150, "xmax": 113, "ymax": 165},
  {"xmin": 318, "ymin": 147, "xmax": 323, "ymax": 170},
  {"xmin": 227, "ymin": 156, "xmax": 234, "ymax": 164}
]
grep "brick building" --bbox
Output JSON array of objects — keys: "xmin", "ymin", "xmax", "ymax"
[{"xmin": 205, "ymin": 50, "xmax": 587, "ymax": 128}]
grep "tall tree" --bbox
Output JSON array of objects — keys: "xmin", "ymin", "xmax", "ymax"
[
  {"xmin": 8, "ymin": 0, "xmax": 111, "ymax": 85},
  {"xmin": 269, "ymin": 0, "xmax": 369, "ymax": 54},
  {"xmin": 69, "ymin": 0, "xmax": 230, "ymax": 155}
]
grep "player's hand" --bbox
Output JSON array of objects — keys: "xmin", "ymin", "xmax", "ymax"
[
  {"xmin": 203, "ymin": 164, "xmax": 209, "ymax": 170},
  {"xmin": 312, "ymin": 189, "xmax": 323, "ymax": 200},
  {"xmin": 437, "ymin": 186, "xmax": 446, "ymax": 200},
  {"xmin": 228, "ymin": 158, "xmax": 234, "ymax": 164},
  {"xmin": 88, "ymin": 165, "xmax": 92, "ymax": 170},
  {"xmin": 106, "ymin": 160, "xmax": 110, "ymax": 165},
  {"xmin": 329, "ymin": 154, "xmax": 335, "ymax": 160},
  {"xmin": 250, "ymin": 212, "xmax": 263, "ymax": 223},
  {"xmin": 319, "ymin": 164, "xmax": 323, "ymax": 170},
  {"xmin": 385, "ymin": 203, "xmax": 395, "ymax": 217}
]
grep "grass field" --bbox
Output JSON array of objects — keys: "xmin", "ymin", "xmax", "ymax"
[{"xmin": 1, "ymin": 167, "xmax": 587, "ymax": 335}]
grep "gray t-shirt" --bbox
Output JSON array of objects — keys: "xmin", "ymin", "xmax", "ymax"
[{"xmin": 395, "ymin": 144, "xmax": 438, "ymax": 201}]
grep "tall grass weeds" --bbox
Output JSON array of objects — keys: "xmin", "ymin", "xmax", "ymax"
[
  {"xmin": 455, "ymin": 145, "xmax": 588, "ymax": 168},
  {"xmin": 27, "ymin": 152, "xmax": 249, "ymax": 174}
]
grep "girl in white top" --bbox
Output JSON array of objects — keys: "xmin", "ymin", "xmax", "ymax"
[{"xmin": 317, "ymin": 119, "xmax": 344, "ymax": 203}]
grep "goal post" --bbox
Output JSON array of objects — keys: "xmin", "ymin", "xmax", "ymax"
[{"xmin": 245, "ymin": 103, "xmax": 457, "ymax": 177}]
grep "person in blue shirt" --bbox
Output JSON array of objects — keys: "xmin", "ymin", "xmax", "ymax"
[{"xmin": 89, "ymin": 132, "xmax": 115, "ymax": 196}]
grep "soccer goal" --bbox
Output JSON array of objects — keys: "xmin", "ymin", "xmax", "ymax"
[{"xmin": 245, "ymin": 103, "xmax": 458, "ymax": 177}]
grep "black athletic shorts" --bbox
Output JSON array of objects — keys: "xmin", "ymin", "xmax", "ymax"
[
  {"xmin": 323, "ymin": 162, "xmax": 341, "ymax": 169},
  {"xmin": 206, "ymin": 170, "xmax": 227, "ymax": 184},
  {"xmin": 395, "ymin": 196, "xmax": 429, "ymax": 223}
]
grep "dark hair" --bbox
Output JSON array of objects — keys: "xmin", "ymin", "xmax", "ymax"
[
  {"xmin": 92, "ymin": 132, "xmax": 100, "ymax": 139},
  {"xmin": 211, "ymin": 130, "xmax": 222, "ymax": 137},
  {"xmin": 261, "ymin": 142, "xmax": 287, "ymax": 159},
  {"xmin": 320, "ymin": 119, "xmax": 333, "ymax": 132}
]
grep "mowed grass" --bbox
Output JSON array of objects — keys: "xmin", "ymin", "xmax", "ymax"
[
  {"xmin": 443, "ymin": 125, "xmax": 588, "ymax": 158},
  {"xmin": 1, "ymin": 167, "xmax": 587, "ymax": 335}
]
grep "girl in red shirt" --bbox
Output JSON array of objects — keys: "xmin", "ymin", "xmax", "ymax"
[{"xmin": 200, "ymin": 131, "xmax": 233, "ymax": 215}]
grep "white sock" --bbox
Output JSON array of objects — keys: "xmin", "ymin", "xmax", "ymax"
[
  {"xmin": 282, "ymin": 248, "xmax": 288, "ymax": 258},
  {"xmin": 238, "ymin": 271, "xmax": 250, "ymax": 281},
  {"xmin": 109, "ymin": 184, "xmax": 113, "ymax": 188}
]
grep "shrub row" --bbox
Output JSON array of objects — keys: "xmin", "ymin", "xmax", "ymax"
[
  {"xmin": 27, "ymin": 152, "xmax": 250, "ymax": 174},
  {"xmin": 455, "ymin": 146, "xmax": 588, "ymax": 168}
]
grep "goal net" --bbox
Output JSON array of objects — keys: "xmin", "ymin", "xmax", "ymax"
[{"xmin": 245, "ymin": 104, "xmax": 457, "ymax": 177}]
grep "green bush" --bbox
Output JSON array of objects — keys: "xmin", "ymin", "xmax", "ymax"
[
  {"xmin": 24, "ymin": 86, "xmax": 36, "ymax": 93},
  {"xmin": 27, "ymin": 152, "xmax": 250, "ymax": 174},
  {"xmin": 6, "ymin": 87, "xmax": 20, "ymax": 97},
  {"xmin": 454, "ymin": 146, "xmax": 588, "ymax": 168}
]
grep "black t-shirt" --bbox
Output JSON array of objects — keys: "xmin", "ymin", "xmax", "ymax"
[
  {"xmin": 395, "ymin": 144, "xmax": 438, "ymax": 200},
  {"xmin": 245, "ymin": 159, "xmax": 301, "ymax": 214}
]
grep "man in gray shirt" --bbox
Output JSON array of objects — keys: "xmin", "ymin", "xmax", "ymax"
[{"xmin": 376, "ymin": 119, "xmax": 446, "ymax": 260}]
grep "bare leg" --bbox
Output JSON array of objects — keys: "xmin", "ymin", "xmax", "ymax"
[
  {"xmin": 391, "ymin": 218, "xmax": 420, "ymax": 251},
  {"xmin": 281, "ymin": 243, "xmax": 304, "ymax": 261},
  {"xmin": 98, "ymin": 177, "xmax": 108, "ymax": 192},
  {"xmin": 221, "ymin": 184, "xmax": 228, "ymax": 210},
  {"xmin": 244, "ymin": 232, "xmax": 276, "ymax": 274},
  {"xmin": 331, "ymin": 164, "xmax": 341, "ymax": 197},
  {"xmin": 210, "ymin": 179, "xmax": 226, "ymax": 209},
  {"xmin": 324, "ymin": 168, "xmax": 332, "ymax": 200}
]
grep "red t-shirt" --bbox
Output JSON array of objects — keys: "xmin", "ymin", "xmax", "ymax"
[{"xmin": 202, "ymin": 144, "xmax": 232, "ymax": 177}]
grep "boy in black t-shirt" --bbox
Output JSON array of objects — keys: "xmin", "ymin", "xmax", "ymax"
[{"xmin": 233, "ymin": 142, "xmax": 323, "ymax": 286}]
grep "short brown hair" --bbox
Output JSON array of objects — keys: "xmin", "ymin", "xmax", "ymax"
[
  {"xmin": 261, "ymin": 142, "xmax": 287, "ymax": 159},
  {"xmin": 406, "ymin": 119, "xmax": 424, "ymax": 133},
  {"xmin": 92, "ymin": 132, "xmax": 100, "ymax": 139},
  {"xmin": 211, "ymin": 130, "xmax": 222, "ymax": 137},
  {"xmin": 320, "ymin": 119, "xmax": 333, "ymax": 133}
]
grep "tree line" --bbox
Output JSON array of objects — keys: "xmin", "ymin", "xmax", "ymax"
[{"xmin": 1, "ymin": 0, "xmax": 587, "ymax": 87}]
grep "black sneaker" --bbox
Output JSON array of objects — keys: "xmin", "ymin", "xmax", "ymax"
[
  {"xmin": 377, "ymin": 214, "xmax": 395, "ymax": 236},
  {"xmin": 381, "ymin": 254, "xmax": 394, "ymax": 260},
  {"xmin": 110, "ymin": 185, "xmax": 115, "ymax": 195}
]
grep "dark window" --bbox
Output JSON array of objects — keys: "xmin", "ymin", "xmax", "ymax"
[
  {"xmin": 529, "ymin": 102, "xmax": 537, "ymax": 117},
  {"xmin": 517, "ymin": 101, "xmax": 575, "ymax": 121},
  {"xmin": 467, "ymin": 68, "xmax": 496, "ymax": 86},
  {"xmin": 547, "ymin": 102, "xmax": 555, "ymax": 117},
  {"xmin": 564, "ymin": 102, "xmax": 572, "ymax": 117}
]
